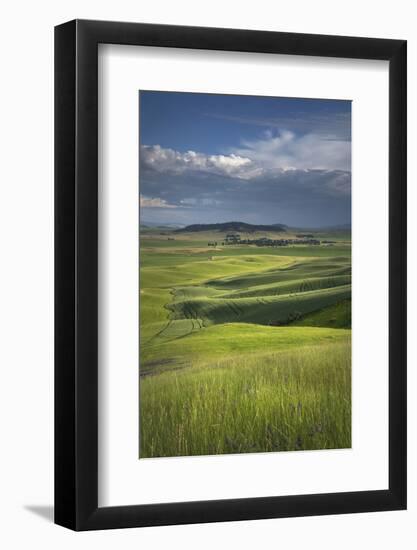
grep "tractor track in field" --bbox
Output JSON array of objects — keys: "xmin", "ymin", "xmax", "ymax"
[
  {"xmin": 142, "ymin": 256, "xmax": 351, "ymax": 346},
  {"xmin": 142, "ymin": 318, "xmax": 173, "ymax": 346},
  {"xmin": 144, "ymin": 286, "xmax": 206, "ymax": 345}
]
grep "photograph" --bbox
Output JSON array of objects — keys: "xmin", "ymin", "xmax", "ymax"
[{"xmin": 139, "ymin": 91, "xmax": 352, "ymax": 459}]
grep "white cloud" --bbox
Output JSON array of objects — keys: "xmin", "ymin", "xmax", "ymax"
[
  {"xmin": 141, "ymin": 130, "xmax": 350, "ymax": 187},
  {"xmin": 233, "ymin": 130, "xmax": 351, "ymax": 172},
  {"xmin": 180, "ymin": 197, "xmax": 222, "ymax": 206},
  {"xmin": 141, "ymin": 144, "xmax": 263, "ymax": 180},
  {"xmin": 140, "ymin": 195, "xmax": 177, "ymax": 208}
]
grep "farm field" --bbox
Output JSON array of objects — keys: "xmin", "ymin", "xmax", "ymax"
[{"xmin": 139, "ymin": 227, "xmax": 352, "ymax": 458}]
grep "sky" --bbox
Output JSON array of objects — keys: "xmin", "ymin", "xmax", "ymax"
[{"xmin": 139, "ymin": 91, "xmax": 351, "ymax": 227}]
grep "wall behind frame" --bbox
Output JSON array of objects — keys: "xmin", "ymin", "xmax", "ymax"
[{"xmin": 0, "ymin": 1, "xmax": 414, "ymax": 548}]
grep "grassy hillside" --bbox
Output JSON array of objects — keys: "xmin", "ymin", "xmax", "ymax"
[
  {"xmin": 139, "ymin": 227, "xmax": 352, "ymax": 458},
  {"xmin": 169, "ymin": 285, "xmax": 351, "ymax": 327},
  {"xmin": 140, "ymin": 342, "xmax": 351, "ymax": 457}
]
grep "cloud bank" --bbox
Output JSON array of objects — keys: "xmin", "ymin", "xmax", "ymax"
[
  {"xmin": 141, "ymin": 144, "xmax": 262, "ymax": 180},
  {"xmin": 139, "ymin": 132, "xmax": 351, "ymax": 226},
  {"xmin": 141, "ymin": 129, "xmax": 350, "ymax": 184}
]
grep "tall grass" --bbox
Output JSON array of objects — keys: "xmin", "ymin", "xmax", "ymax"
[{"xmin": 140, "ymin": 341, "xmax": 351, "ymax": 458}]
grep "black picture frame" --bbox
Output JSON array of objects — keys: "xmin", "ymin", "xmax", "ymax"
[{"xmin": 55, "ymin": 19, "xmax": 407, "ymax": 531}]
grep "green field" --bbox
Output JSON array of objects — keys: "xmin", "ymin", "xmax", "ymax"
[{"xmin": 139, "ymin": 229, "xmax": 352, "ymax": 458}]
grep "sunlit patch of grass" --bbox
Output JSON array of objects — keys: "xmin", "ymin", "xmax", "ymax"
[{"xmin": 140, "ymin": 324, "xmax": 350, "ymax": 367}]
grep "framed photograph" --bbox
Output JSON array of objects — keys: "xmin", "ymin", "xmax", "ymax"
[{"xmin": 55, "ymin": 19, "xmax": 406, "ymax": 530}]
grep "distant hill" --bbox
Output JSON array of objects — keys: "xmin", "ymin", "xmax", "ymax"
[
  {"xmin": 175, "ymin": 221, "xmax": 287, "ymax": 233},
  {"xmin": 141, "ymin": 221, "xmax": 185, "ymax": 229}
]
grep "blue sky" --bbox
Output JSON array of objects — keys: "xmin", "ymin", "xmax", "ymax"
[{"xmin": 139, "ymin": 91, "xmax": 351, "ymax": 227}]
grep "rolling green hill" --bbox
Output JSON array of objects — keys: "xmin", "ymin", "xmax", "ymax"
[
  {"xmin": 169, "ymin": 285, "xmax": 351, "ymax": 327},
  {"xmin": 175, "ymin": 221, "xmax": 287, "ymax": 233},
  {"xmin": 139, "ymin": 228, "xmax": 352, "ymax": 458}
]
